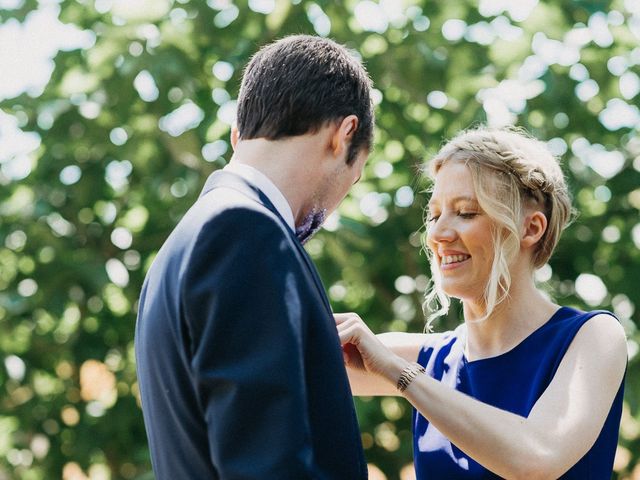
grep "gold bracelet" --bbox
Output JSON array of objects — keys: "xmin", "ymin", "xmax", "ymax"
[{"xmin": 396, "ymin": 363, "xmax": 426, "ymax": 392}]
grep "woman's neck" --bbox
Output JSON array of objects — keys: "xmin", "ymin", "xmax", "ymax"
[{"xmin": 462, "ymin": 278, "xmax": 559, "ymax": 361}]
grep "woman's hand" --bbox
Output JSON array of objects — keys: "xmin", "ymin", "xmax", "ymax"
[{"xmin": 334, "ymin": 313, "xmax": 406, "ymax": 381}]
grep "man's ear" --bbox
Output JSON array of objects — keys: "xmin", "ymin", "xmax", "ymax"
[
  {"xmin": 521, "ymin": 210, "xmax": 548, "ymax": 249},
  {"xmin": 230, "ymin": 124, "xmax": 240, "ymax": 151},
  {"xmin": 330, "ymin": 115, "xmax": 359, "ymax": 157}
]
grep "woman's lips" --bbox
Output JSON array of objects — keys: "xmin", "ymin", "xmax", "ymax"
[{"xmin": 440, "ymin": 254, "xmax": 471, "ymax": 270}]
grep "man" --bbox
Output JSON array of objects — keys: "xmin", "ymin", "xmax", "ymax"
[{"xmin": 135, "ymin": 35, "xmax": 374, "ymax": 479}]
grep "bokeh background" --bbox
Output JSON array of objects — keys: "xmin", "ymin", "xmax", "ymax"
[{"xmin": 1, "ymin": 0, "xmax": 640, "ymax": 478}]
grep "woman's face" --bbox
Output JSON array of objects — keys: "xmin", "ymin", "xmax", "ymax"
[{"xmin": 426, "ymin": 161, "xmax": 497, "ymax": 302}]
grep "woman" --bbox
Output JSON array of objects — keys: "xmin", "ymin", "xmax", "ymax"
[{"xmin": 336, "ymin": 126, "xmax": 626, "ymax": 479}]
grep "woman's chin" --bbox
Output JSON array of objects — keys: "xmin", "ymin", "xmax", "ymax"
[{"xmin": 441, "ymin": 284, "xmax": 483, "ymax": 303}]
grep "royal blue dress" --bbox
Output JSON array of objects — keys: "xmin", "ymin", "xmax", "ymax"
[{"xmin": 413, "ymin": 307, "xmax": 625, "ymax": 479}]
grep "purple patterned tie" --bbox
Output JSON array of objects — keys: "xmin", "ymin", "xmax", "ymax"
[{"xmin": 295, "ymin": 209, "xmax": 326, "ymax": 244}]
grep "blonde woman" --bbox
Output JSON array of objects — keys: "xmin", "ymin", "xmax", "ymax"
[{"xmin": 336, "ymin": 127, "xmax": 626, "ymax": 479}]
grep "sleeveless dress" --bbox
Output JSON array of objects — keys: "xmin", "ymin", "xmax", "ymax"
[{"xmin": 413, "ymin": 307, "xmax": 625, "ymax": 479}]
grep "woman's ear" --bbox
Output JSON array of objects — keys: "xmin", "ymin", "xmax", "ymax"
[{"xmin": 521, "ymin": 210, "xmax": 548, "ymax": 248}]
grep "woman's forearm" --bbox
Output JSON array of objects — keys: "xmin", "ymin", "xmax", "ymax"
[
  {"xmin": 400, "ymin": 367, "xmax": 554, "ymax": 479},
  {"xmin": 346, "ymin": 332, "xmax": 427, "ymax": 396},
  {"xmin": 346, "ymin": 365, "xmax": 399, "ymax": 396},
  {"xmin": 377, "ymin": 354, "xmax": 574, "ymax": 479}
]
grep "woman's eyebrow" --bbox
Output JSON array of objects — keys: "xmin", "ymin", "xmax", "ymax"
[
  {"xmin": 428, "ymin": 195, "xmax": 478, "ymax": 208},
  {"xmin": 451, "ymin": 195, "xmax": 478, "ymax": 204}
]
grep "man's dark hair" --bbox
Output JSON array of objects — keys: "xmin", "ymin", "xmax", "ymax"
[{"xmin": 236, "ymin": 35, "xmax": 374, "ymax": 165}]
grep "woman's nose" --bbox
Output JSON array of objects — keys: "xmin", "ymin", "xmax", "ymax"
[{"xmin": 427, "ymin": 216, "xmax": 457, "ymax": 244}]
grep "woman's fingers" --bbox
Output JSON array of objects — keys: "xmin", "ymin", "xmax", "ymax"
[
  {"xmin": 342, "ymin": 343, "xmax": 365, "ymax": 370},
  {"xmin": 334, "ymin": 312, "xmax": 362, "ymax": 325},
  {"xmin": 336, "ymin": 316, "xmax": 373, "ymax": 346},
  {"xmin": 334, "ymin": 312, "xmax": 380, "ymax": 372},
  {"xmin": 336, "ymin": 321, "xmax": 362, "ymax": 345}
]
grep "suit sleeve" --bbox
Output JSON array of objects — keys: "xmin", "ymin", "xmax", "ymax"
[{"xmin": 182, "ymin": 209, "xmax": 320, "ymax": 479}]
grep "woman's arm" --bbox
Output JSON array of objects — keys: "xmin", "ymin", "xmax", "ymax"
[
  {"xmin": 336, "ymin": 313, "xmax": 627, "ymax": 480},
  {"xmin": 339, "ymin": 328, "xmax": 428, "ymax": 396}
]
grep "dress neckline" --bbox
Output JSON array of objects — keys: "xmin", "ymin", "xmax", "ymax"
[{"xmin": 460, "ymin": 306, "xmax": 573, "ymax": 366}]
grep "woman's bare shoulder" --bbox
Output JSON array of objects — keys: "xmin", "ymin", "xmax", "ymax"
[{"xmin": 573, "ymin": 312, "xmax": 627, "ymax": 360}]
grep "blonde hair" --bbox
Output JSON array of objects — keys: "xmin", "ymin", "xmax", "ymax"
[{"xmin": 423, "ymin": 126, "xmax": 574, "ymax": 327}]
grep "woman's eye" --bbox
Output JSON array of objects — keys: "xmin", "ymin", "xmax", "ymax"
[
  {"xmin": 458, "ymin": 212, "xmax": 477, "ymax": 219},
  {"xmin": 427, "ymin": 214, "xmax": 439, "ymax": 223}
]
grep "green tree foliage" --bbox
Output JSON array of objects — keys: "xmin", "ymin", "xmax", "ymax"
[{"xmin": 1, "ymin": 0, "xmax": 639, "ymax": 478}]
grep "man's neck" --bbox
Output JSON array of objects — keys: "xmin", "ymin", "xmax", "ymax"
[
  {"xmin": 223, "ymin": 162, "xmax": 295, "ymax": 230},
  {"xmin": 230, "ymin": 136, "xmax": 324, "ymax": 223}
]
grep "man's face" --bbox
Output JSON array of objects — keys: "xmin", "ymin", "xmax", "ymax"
[
  {"xmin": 295, "ymin": 148, "xmax": 368, "ymax": 244},
  {"xmin": 321, "ymin": 147, "xmax": 369, "ymax": 217}
]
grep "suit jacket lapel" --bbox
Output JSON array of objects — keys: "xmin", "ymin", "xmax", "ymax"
[
  {"xmin": 289, "ymin": 237, "xmax": 334, "ymax": 315},
  {"xmin": 199, "ymin": 171, "xmax": 334, "ymax": 316}
]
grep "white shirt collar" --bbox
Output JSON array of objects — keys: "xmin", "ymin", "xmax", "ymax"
[{"xmin": 223, "ymin": 162, "xmax": 296, "ymax": 231}]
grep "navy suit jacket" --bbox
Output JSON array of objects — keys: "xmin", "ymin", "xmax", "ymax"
[{"xmin": 135, "ymin": 171, "xmax": 368, "ymax": 479}]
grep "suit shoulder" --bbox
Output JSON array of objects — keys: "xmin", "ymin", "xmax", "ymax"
[
  {"xmin": 183, "ymin": 205, "xmax": 300, "ymax": 280},
  {"xmin": 175, "ymin": 188, "xmax": 291, "ymax": 247},
  {"xmin": 199, "ymin": 204, "xmax": 292, "ymax": 247},
  {"xmin": 182, "ymin": 204, "xmax": 307, "ymax": 307}
]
